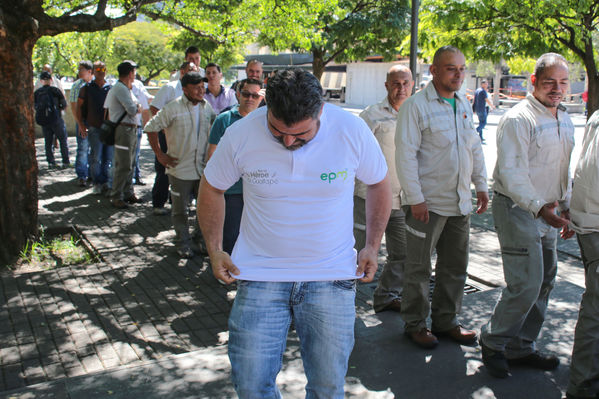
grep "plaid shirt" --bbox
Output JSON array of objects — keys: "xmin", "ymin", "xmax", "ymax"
[
  {"xmin": 144, "ymin": 94, "xmax": 216, "ymax": 180},
  {"xmin": 69, "ymin": 78, "xmax": 87, "ymax": 103}
]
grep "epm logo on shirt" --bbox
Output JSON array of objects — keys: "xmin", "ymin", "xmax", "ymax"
[{"xmin": 320, "ymin": 169, "xmax": 348, "ymax": 183}]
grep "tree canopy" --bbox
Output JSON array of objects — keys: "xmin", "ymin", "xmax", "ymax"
[
  {"xmin": 419, "ymin": 0, "xmax": 599, "ymax": 116},
  {"xmin": 253, "ymin": 0, "xmax": 412, "ymax": 78}
]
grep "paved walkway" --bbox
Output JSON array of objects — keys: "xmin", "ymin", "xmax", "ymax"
[{"xmin": 0, "ymin": 107, "xmax": 590, "ymax": 398}]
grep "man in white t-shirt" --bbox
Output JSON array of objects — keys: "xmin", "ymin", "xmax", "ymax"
[{"xmin": 198, "ymin": 69, "xmax": 391, "ymax": 398}]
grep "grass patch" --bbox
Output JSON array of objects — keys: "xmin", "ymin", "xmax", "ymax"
[{"xmin": 14, "ymin": 226, "xmax": 98, "ymax": 271}]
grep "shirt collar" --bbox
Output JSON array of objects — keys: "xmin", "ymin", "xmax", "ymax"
[
  {"xmin": 180, "ymin": 94, "xmax": 205, "ymax": 106},
  {"xmin": 380, "ymin": 97, "xmax": 398, "ymax": 115},
  {"xmin": 526, "ymin": 93, "xmax": 567, "ymax": 118},
  {"xmin": 424, "ymin": 81, "xmax": 467, "ymax": 105}
]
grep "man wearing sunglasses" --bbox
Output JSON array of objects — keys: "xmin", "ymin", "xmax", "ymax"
[
  {"xmin": 77, "ymin": 61, "xmax": 113, "ymax": 196},
  {"xmin": 206, "ymin": 78, "xmax": 264, "ymax": 255},
  {"xmin": 198, "ymin": 69, "xmax": 391, "ymax": 398}
]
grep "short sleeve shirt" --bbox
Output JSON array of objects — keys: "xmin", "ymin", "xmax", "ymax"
[{"xmin": 204, "ymin": 103, "xmax": 387, "ymax": 282}]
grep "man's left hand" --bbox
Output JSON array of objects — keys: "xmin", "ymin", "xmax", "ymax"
[
  {"xmin": 560, "ymin": 209, "xmax": 575, "ymax": 239},
  {"xmin": 356, "ymin": 246, "xmax": 378, "ymax": 283},
  {"xmin": 476, "ymin": 191, "xmax": 489, "ymax": 214}
]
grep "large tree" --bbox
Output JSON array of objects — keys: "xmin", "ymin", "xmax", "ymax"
[
  {"xmin": 254, "ymin": 0, "xmax": 411, "ymax": 79},
  {"xmin": 111, "ymin": 21, "xmax": 180, "ymax": 83},
  {"xmin": 419, "ymin": 0, "xmax": 599, "ymax": 117},
  {"xmin": 0, "ymin": 1, "xmax": 160, "ymax": 265},
  {"xmin": 1, "ymin": 0, "xmax": 252, "ymax": 264}
]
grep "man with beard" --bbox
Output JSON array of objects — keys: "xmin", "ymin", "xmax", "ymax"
[
  {"xmin": 480, "ymin": 53, "xmax": 574, "ymax": 378},
  {"xmin": 198, "ymin": 69, "xmax": 391, "ymax": 398},
  {"xmin": 355, "ymin": 64, "xmax": 413, "ymax": 314},
  {"xmin": 396, "ymin": 45, "xmax": 489, "ymax": 349}
]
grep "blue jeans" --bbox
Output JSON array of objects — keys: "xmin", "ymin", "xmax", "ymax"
[
  {"xmin": 476, "ymin": 110, "xmax": 488, "ymax": 139},
  {"xmin": 229, "ymin": 280, "xmax": 356, "ymax": 399},
  {"xmin": 42, "ymin": 119, "xmax": 69, "ymax": 165},
  {"xmin": 75, "ymin": 123, "xmax": 90, "ymax": 179},
  {"xmin": 88, "ymin": 127, "xmax": 114, "ymax": 187}
]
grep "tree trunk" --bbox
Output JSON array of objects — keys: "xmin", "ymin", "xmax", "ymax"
[
  {"xmin": 311, "ymin": 48, "xmax": 326, "ymax": 81},
  {"xmin": 588, "ymin": 75, "xmax": 599, "ymax": 120},
  {"xmin": 0, "ymin": 14, "xmax": 39, "ymax": 265}
]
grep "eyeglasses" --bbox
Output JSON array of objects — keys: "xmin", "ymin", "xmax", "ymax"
[
  {"xmin": 95, "ymin": 67, "xmax": 106, "ymax": 72},
  {"xmin": 240, "ymin": 91, "xmax": 261, "ymax": 99}
]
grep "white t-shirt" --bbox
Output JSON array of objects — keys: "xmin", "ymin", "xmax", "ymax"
[
  {"xmin": 151, "ymin": 80, "xmax": 182, "ymax": 110},
  {"xmin": 203, "ymin": 103, "xmax": 387, "ymax": 282}
]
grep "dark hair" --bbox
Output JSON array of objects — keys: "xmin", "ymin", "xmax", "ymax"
[
  {"xmin": 432, "ymin": 45, "xmax": 462, "ymax": 65},
  {"xmin": 185, "ymin": 46, "xmax": 200, "ymax": 56},
  {"xmin": 181, "ymin": 71, "xmax": 207, "ymax": 87},
  {"xmin": 265, "ymin": 69, "xmax": 323, "ymax": 125},
  {"xmin": 238, "ymin": 78, "xmax": 263, "ymax": 92},
  {"xmin": 117, "ymin": 60, "xmax": 137, "ymax": 77},
  {"xmin": 205, "ymin": 62, "xmax": 221, "ymax": 73},
  {"xmin": 78, "ymin": 60, "xmax": 93, "ymax": 71},
  {"xmin": 534, "ymin": 53, "xmax": 568, "ymax": 78}
]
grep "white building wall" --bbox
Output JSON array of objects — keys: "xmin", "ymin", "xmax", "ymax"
[{"xmin": 346, "ymin": 62, "xmax": 407, "ymax": 107}]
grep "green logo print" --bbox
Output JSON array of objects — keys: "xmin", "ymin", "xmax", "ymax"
[{"xmin": 320, "ymin": 170, "xmax": 348, "ymax": 183}]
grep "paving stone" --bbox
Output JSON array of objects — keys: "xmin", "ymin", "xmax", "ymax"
[
  {"xmin": 2, "ymin": 363, "xmax": 26, "ymax": 390},
  {"xmin": 64, "ymin": 363, "xmax": 86, "ymax": 378},
  {"xmin": 70, "ymin": 331, "xmax": 93, "ymax": 348},
  {"xmin": 22, "ymin": 358, "xmax": 44, "ymax": 382},
  {"xmin": 79, "ymin": 354, "xmax": 104, "ymax": 373},
  {"xmin": 42, "ymin": 362, "xmax": 67, "ymax": 380},
  {"xmin": 111, "ymin": 342, "xmax": 140, "ymax": 364},
  {"xmin": 0, "ymin": 347, "xmax": 21, "ymax": 365}
]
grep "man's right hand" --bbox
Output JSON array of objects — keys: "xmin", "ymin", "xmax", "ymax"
[
  {"xmin": 78, "ymin": 126, "xmax": 88, "ymax": 139},
  {"xmin": 157, "ymin": 152, "xmax": 178, "ymax": 168},
  {"xmin": 209, "ymin": 250, "xmax": 240, "ymax": 284},
  {"xmin": 538, "ymin": 201, "xmax": 569, "ymax": 228},
  {"xmin": 411, "ymin": 202, "xmax": 429, "ymax": 223}
]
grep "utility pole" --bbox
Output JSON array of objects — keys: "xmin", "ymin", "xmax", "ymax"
[{"xmin": 409, "ymin": 0, "xmax": 420, "ymax": 94}]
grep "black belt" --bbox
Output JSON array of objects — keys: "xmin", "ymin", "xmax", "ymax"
[{"xmin": 120, "ymin": 122, "xmax": 140, "ymax": 128}]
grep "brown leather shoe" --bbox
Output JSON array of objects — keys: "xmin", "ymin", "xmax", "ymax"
[
  {"xmin": 111, "ymin": 199, "xmax": 128, "ymax": 209},
  {"xmin": 405, "ymin": 328, "xmax": 439, "ymax": 349},
  {"xmin": 124, "ymin": 195, "xmax": 143, "ymax": 204},
  {"xmin": 433, "ymin": 325, "xmax": 477, "ymax": 345},
  {"xmin": 375, "ymin": 298, "xmax": 401, "ymax": 313}
]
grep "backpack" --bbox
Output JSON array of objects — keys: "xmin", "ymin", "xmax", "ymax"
[{"xmin": 34, "ymin": 87, "xmax": 60, "ymax": 126}]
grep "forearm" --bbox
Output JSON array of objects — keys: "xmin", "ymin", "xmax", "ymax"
[
  {"xmin": 146, "ymin": 132, "xmax": 163, "ymax": 157},
  {"xmin": 364, "ymin": 174, "xmax": 392, "ymax": 251},
  {"xmin": 70, "ymin": 102, "xmax": 78, "ymax": 119},
  {"xmin": 197, "ymin": 178, "xmax": 226, "ymax": 256}
]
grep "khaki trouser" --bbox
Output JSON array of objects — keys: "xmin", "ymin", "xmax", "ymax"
[
  {"xmin": 400, "ymin": 206, "xmax": 470, "ymax": 333},
  {"xmin": 568, "ymin": 232, "xmax": 599, "ymax": 398},
  {"xmin": 481, "ymin": 193, "xmax": 558, "ymax": 358},
  {"xmin": 110, "ymin": 125, "xmax": 137, "ymax": 201},
  {"xmin": 353, "ymin": 196, "xmax": 407, "ymax": 311}
]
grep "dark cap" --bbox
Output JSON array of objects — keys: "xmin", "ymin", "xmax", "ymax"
[
  {"xmin": 39, "ymin": 71, "xmax": 52, "ymax": 80},
  {"xmin": 180, "ymin": 71, "xmax": 208, "ymax": 87},
  {"xmin": 117, "ymin": 60, "xmax": 138, "ymax": 76}
]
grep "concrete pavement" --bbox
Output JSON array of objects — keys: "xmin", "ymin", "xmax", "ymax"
[{"xmin": 0, "ymin": 106, "xmax": 590, "ymax": 398}]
